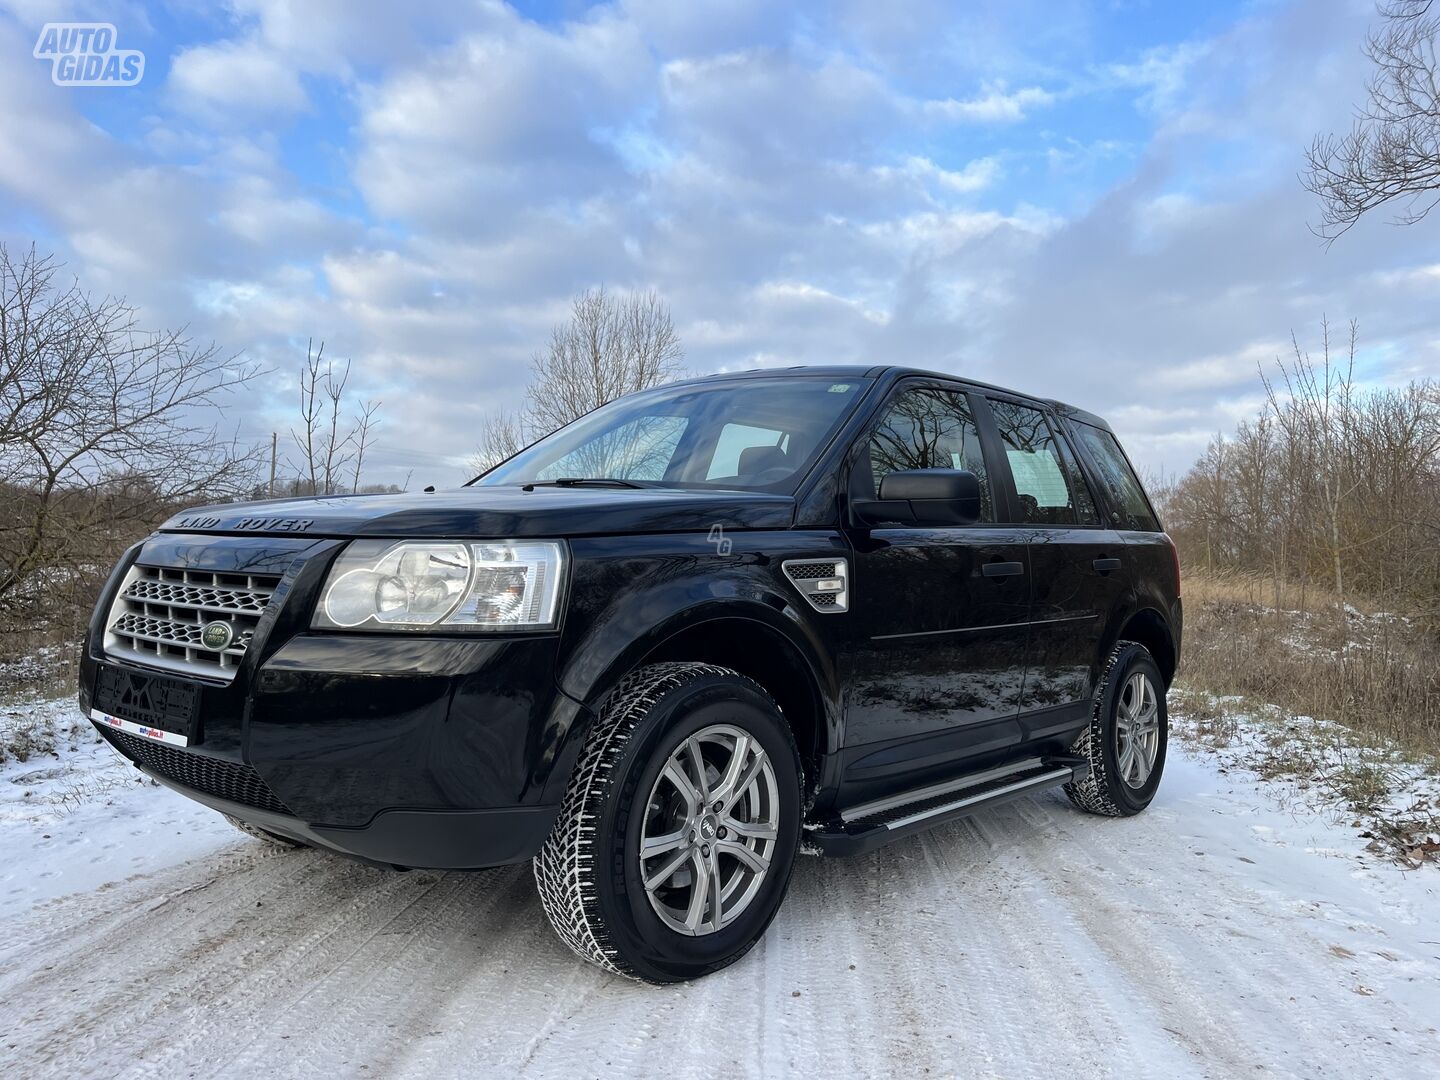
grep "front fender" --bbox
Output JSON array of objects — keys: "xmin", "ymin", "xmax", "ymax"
[{"xmin": 540, "ymin": 531, "xmax": 848, "ymax": 803}]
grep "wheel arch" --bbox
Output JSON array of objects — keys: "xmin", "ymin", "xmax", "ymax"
[
  {"xmin": 545, "ymin": 599, "xmax": 841, "ymax": 804},
  {"xmin": 1114, "ymin": 607, "xmax": 1177, "ymax": 687},
  {"xmin": 640, "ymin": 617, "xmax": 830, "ymax": 792}
]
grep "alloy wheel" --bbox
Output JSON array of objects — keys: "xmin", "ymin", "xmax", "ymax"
[
  {"xmin": 1115, "ymin": 671, "xmax": 1160, "ymax": 788},
  {"xmin": 639, "ymin": 723, "xmax": 780, "ymax": 936}
]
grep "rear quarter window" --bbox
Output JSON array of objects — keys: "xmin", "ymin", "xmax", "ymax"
[{"xmin": 1073, "ymin": 424, "xmax": 1160, "ymax": 532}]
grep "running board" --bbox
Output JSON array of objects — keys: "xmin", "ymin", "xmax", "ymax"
[{"xmin": 806, "ymin": 756, "xmax": 1089, "ymax": 857}]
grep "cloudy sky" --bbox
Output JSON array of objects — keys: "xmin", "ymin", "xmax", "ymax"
[{"xmin": 1, "ymin": 0, "xmax": 1436, "ymax": 488}]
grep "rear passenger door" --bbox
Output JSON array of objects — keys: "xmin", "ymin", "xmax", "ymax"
[{"xmin": 981, "ymin": 397, "xmax": 1130, "ymax": 741}]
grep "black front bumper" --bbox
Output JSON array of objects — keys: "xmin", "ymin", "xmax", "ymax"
[
  {"xmin": 141, "ymin": 766, "xmax": 557, "ymax": 870},
  {"xmin": 81, "ymin": 533, "xmax": 591, "ymax": 871}
]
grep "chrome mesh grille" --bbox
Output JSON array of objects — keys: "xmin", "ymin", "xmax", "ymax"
[
  {"xmin": 104, "ymin": 564, "xmax": 280, "ymax": 681},
  {"xmin": 781, "ymin": 558, "xmax": 849, "ymax": 613},
  {"xmin": 784, "ymin": 561, "xmax": 837, "ymax": 580}
]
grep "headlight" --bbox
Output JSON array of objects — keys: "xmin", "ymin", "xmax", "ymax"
[{"xmin": 312, "ymin": 539, "xmax": 565, "ymax": 631}]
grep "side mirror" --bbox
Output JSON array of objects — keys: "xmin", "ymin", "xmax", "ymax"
[{"xmin": 854, "ymin": 469, "xmax": 982, "ymax": 527}]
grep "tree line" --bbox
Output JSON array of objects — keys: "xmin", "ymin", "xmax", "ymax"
[
  {"xmin": 0, "ymin": 245, "xmax": 392, "ymax": 633},
  {"xmin": 1155, "ymin": 320, "xmax": 1440, "ymax": 623},
  {"xmin": 0, "ymin": 243, "xmax": 681, "ymax": 639}
]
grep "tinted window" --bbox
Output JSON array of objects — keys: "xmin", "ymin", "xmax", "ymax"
[
  {"xmin": 989, "ymin": 400, "xmax": 1094, "ymax": 526},
  {"xmin": 1053, "ymin": 428, "xmax": 1100, "ymax": 526},
  {"xmin": 1073, "ymin": 424, "xmax": 1160, "ymax": 531},
  {"xmin": 477, "ymin": 377, "xmax": 868, "ymax": 493},
  {"xmin": 866, "ymin": 387, "xmax": 992, "ymax": 521}
]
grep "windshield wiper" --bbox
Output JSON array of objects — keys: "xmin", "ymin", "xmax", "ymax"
[{"xmin": 522, "ymin": 477, "xmax": 648, "ymax": 490}]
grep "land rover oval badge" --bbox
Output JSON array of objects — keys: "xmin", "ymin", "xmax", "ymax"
[{"xmin": 200, "ymin": 621, "xmax": 234, "ymax": 652}]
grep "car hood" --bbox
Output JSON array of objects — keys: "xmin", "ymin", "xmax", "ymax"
[{"xmin": 158, "ymin": 485, "xmax": 796, "ymax": 539}]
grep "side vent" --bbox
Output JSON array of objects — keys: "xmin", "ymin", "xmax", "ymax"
[{"xmin": 782, "ymin": 558, "xmax": 849, "ymax": 613}]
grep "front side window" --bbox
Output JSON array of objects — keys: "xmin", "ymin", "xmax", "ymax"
[
  {"xmin": 476, "ymin": 377, "xmax": 869, "ymax": 493},
  {"xmin": 989, "ymin": 400, "xmax": 1092, "ymax": 526},
  {"xmin": 866, "ymin": 387, "xmax": 993, "ymax": 521},
  {"xmin": 1073, "ymin": 424, "xmax": 1161, "ymax": 531}
]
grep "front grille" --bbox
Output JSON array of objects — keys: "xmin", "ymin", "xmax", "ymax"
[
  {"xmin": 103, "ymin": 727, "xmax": 292, "ymax": 815},
  {"xmin": 104, "ymin": 564, "xmax": 280, "ymax": 681}
]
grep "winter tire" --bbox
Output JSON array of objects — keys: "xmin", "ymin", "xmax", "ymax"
[
  {"xmin": 533, "ymin": 662, "xmax": 802, "ymax": 983},
  {"xmin": 1064, "ymin": 640, "xmax": 1167, "ymax": 817}
]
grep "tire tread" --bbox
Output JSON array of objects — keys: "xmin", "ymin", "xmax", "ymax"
[
  {"xmin": 1064, "ymin": 639, "xmax": 1151, "ymax": 817},
  {"xmin": 533, "ymin": 662, "xmax": 756, "ymax": 981}
]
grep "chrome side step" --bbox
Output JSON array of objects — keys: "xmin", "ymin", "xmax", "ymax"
[{"xmin": 807, "ymin": 756, "xmax": 1089, "ymax": 857}]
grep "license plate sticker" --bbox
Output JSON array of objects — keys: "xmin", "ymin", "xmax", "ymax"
[{"xmin": 90, "ymin": 708, "xmax": 189, "ymax": 747}]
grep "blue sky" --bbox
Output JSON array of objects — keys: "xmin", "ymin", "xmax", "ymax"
[{"xmin": 2, "ymin": 0, "xmax": 1436, "ymax": 487}]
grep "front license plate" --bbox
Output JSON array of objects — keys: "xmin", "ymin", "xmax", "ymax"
[
  {"xmin": 92, "ymin": 664, "xmax": 199, "ymax": 746},
  {"xmin": 91, "ymin": 708, "xmax": 189, "ymax": 747}
]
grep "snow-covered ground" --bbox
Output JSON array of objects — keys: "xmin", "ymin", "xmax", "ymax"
[
  {"xmin": 0, "ymin": 698, "xmax": 240, "ymax": 920},
  {"xmin": 1, "ymin": 698, "xmax": 1438, "ymax": 1079}
]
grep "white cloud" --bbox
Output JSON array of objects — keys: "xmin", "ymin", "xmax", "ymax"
[
  {"xmin": 0, "ymin": 0, "xmax": 1433, "ymax": 488},
  {"xmin": 923, "ymin": 83, "xmax": 1056, "ymax": 123},
  {"xmin": 1104, "ymin": 41, "xmax": 1209, "ymax": 114},
  {"xmin": 168, "ymin": 38, "xmax": 309, "ymax": 120},
  {"xmin": 873, "ymin": 155, "xmax": 1001, "ymax": 194}
]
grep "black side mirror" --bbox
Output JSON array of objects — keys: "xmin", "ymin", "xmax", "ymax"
[{"xmin": 854, "ymin": 469, "xmax": 982, "ymax": 527}]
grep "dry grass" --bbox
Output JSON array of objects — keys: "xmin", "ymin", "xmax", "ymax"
[
  {"xmin": 1175, "ymin": 570, "xmax": 1440, "ymax": 864},
  {"xmin": 1179, "ymin": 570, "xmax": 1440, "ymax": 760},
  {"xmin": 0, "ymin": 622, "xmax": 80, "ymax": 701}
]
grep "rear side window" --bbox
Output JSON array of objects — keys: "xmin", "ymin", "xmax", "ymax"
[
  {"xmin": 988, "ymin": 400, "xmax": 1096, "ymax": 526},
  {"xmin": 1073, "ymin": 424, "xmax": 1160, "ymax": 531},
  {"xmin": 866, "ymin": 387, "xmax": 993, "ymax": 521}
]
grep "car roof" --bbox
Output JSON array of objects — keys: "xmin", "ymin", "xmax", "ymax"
[{"xmin": 679, "ymin": 364, "xmax": 1112, "ymax": 431}]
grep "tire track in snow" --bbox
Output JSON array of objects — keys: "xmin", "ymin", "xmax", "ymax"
[{"xmin": 1, "ymin": 753, "xmax": 1437, "ymax": 1079}]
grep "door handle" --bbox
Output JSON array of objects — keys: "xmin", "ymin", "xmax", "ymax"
[
  {"xmin": 981, "ymin": 560, "xmax": 1025, "ymax": 579},
  {"xmin": 1092, "ymin": 557, "xmax": 1122, "ymax": 573}
]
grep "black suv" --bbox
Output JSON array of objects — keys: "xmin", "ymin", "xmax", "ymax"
[{"xmin": 80, "ymin": 366, "xmax": 1181, "ymax": 982}]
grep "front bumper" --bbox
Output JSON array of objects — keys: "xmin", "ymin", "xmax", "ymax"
[
  {"xmin": 142, "ymin": 767, "xmax": 557, "ymax": 869},
  {"xmin": 81, "ymin": 532, "xmax": 590, "ymax": 870}
]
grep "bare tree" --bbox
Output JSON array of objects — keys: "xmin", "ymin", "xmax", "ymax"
[
  {"xmin": 471, "ymin": 408, "xmax": 527, "ymax": 474},
  {"xmin": 472, "ymin": 286, "xmax": 684, "ymax": 473},
  {"xmin": 1261, "ymin": 320, "xmax": 1360, "ymax": 610},
  {"xmin": 350, "ymin": 399, "xmax": 380, "ymax": 495},
  {"xmin": 289, "ymin": 339, "xmax": 381, "ymax": 495},
  {"xmin": 0, "ymin": 244, "xmax": 259, "ymax": 623},
  {"xmin": 1305, "ymin": 0, "xmax": 1440, "ymax": 239},
  {"xmin": 1160, "ymin": 317, "xmax": 1440, "ymax": 624}
]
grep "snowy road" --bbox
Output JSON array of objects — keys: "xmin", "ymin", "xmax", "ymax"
[{"xmin": 1, "ymin": 736, "xmax": 1438, "ymax": 1079}]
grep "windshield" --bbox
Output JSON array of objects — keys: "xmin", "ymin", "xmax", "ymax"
[{"xmin": 475, "ymin": 376, "xmax": 872, "ymax": 493}]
